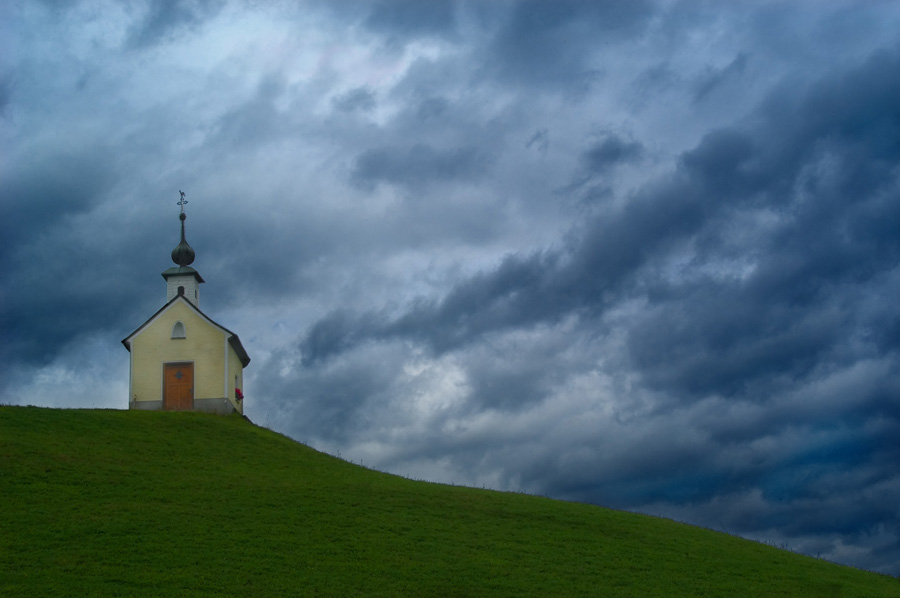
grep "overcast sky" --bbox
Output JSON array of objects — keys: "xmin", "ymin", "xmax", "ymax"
[{"xmin": 4, "ymin": 0, "xmax": 900, "ymax": 575}]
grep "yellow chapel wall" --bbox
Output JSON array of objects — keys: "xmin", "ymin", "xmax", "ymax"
[{"xmin": 130, "ymin": 301, "xmax": 228, "ymax": 406}]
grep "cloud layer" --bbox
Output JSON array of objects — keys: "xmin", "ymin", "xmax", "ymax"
[{"xmin": 3, "ymin": 1, "xmax": 899, "ymax": 574}]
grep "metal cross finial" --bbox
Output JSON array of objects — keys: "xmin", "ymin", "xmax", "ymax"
[{"xmin": 178, "ymin": 190, "xmax": 188, "ymax": 214}]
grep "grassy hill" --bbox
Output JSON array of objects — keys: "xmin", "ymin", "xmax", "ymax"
[{"xmin": 1, "ymin": 406, "xmax": 895, "ymax": 597}]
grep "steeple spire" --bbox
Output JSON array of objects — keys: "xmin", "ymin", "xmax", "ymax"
[
  {"xmin": 162, "ymin": 190, "xmax": 204, "ymax": 305},
  {"xmin": 171, "ymin": 190, "xmax": 196, "ymax": 267}
]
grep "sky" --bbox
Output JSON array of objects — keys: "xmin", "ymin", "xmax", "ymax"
[{"xmin": 3, "ymin": 0, "xmax": 900, "ymax": 575}]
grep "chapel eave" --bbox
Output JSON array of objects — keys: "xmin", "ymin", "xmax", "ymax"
[{"xmin": 161, "ymin": 266, "xmax": 205, "ymax": 283}]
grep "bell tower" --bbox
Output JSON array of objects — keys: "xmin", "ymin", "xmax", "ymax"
[{"xmin": 161, "ymin": 190, "xmax": 204, "ymax": 305}]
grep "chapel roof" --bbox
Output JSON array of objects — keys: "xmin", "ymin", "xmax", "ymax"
[{"xmin": 121, "ymin": 294, "xmax": 251, "ymax": 367}]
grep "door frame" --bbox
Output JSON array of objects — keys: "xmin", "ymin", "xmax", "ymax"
[{"xmin": 162, "ymin": 361, "xmax": 195, "ymax": 411}]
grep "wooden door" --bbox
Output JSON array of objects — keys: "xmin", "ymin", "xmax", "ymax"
[{"xmin": 163, "ymin": 363, "xmax": 194, "ymax": 411}]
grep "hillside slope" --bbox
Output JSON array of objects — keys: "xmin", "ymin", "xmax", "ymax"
[{"xmin": 1, "ymin": 406, "xmax": 895, "ymax": 597}]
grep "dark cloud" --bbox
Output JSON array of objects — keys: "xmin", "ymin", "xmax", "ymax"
[
  {"xmin": 210, "ymin": 76, "xmax": 292, "ymax": 148},
  {"xmin": 581, "ymin": 134, "xmax": 643, "ymax": 174},
  {"xmin": 364, "ymin": 0, "xmax": 458, "ymax": 42},
  {"xmin": 486, "ymin": 0, "xmax": 655, "ymax": 87},
  {"xmin": 567, "ymin": 133, "xmax": 644, "ymax": 196},
  {"xmin": 351, "ymin": 143, "xmax": 493, "ymax": 190},
  {"xmin": 300, "ymin": 310, "xmax": 376, "ymax": 366},
  {"xmin": 0, "ymin": 72, "xmax": 12, "ymax": 117},
  {"xmin": 1, "ymin": 151, "xmax": 115, "ymax": 256},
  {"xmin": 693, "ymin": 52, "xmax": 750, "ymax": 104},
  {"xmin": 632, "ymin": 62, "xmax": 678, "ymax": 100},
  {"xmin": 312, "ymin": 41, "xmax": 900, "ymax": 378},
  {"xmin": 128, "ymin": 0, "xmax": 226, "ymax": 49},
  {"xmin": 332, "ymin": 87, "xmax": 377, "ymax": 113},
  {"xmin": 0, "ymin": 217, "xmax": 162, "ymax": 372},
  {"xmin": 525, "ymin": 128, "xmax": 548, "ymax": 154}
]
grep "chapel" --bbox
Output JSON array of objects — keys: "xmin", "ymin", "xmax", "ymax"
[{"xmin": 122, "ymin": 192, "xmax": 250, "ymax": 414}]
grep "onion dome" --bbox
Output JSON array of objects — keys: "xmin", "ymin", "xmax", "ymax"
[{"xmin": 171, "ymin": 212, "xmax": 196, "ymax": 266}]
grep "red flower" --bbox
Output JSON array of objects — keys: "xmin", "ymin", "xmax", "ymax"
[{"xmin": 235, "ymin": 388, "xmax": 244, "ymax": 400}]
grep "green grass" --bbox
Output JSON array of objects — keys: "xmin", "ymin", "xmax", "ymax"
[{"xmin": 1, "ymin": 406, "xmax": 896, "ymax": 597}]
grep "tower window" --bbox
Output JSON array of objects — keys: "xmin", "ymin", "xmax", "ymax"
[{"xmin": 171, "ymin": 321, "xmax": 186, "ymax": 339}]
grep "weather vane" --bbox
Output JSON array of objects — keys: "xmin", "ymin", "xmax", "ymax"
[{"xmin": 178, "ymin": 190, "xmax": 188, "ymax": 214}]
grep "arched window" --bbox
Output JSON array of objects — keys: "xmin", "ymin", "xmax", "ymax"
[{"xmin": 171, "ymin": 321, "xmax": 186, "ymax": 339}]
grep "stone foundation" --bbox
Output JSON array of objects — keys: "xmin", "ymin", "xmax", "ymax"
[
  {"xmin": 193, "ymin": 398, "xmax": 237, "ymax": 415},
  {"xmin": 129, "ymin": 398, "xmax": 236, "ymax": 414}
]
